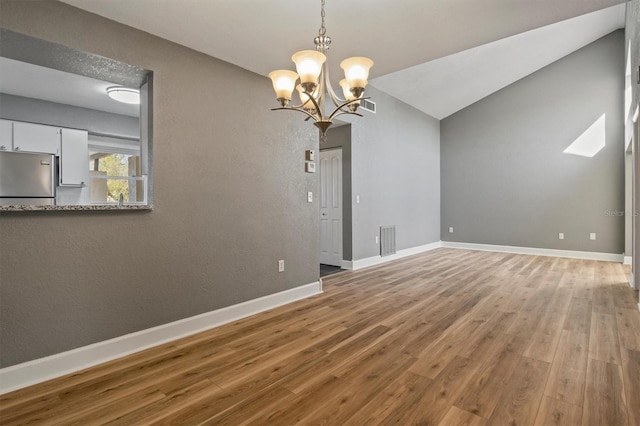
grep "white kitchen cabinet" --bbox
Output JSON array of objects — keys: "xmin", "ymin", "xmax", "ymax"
[
  {"xmin": 0, "ymin": 120, "xmax": 12, "ymax": 151},
  {"xmin": 60, "ymin": 128, "xmax": 89, "ymax": 186},
  {"xmin": 12, "ymin": 121, "xmax": 60, "ymax": 154}
]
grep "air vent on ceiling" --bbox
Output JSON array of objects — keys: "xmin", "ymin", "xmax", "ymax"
[{"xmin": 360, "ymin": 99, "xmax": 376, "ymax": 113}]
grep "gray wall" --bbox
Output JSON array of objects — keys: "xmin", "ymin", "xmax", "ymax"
[
  {"xmin": 342, "ymin": 87, "xmax": 441, "ymax": 260},
  {"xmin": 441, "ymin": 30, "xmax": 625, "ymax": 254},
  {"xmin": 0, "ymin": 94, "xmax": 140, "ymax": 139},
  {"xmin": 0, "ymin": 0, "xmax": 318, "ymax": 367},
  {"xmin": 321, "ymin": 124, "xmax": 353, "ymax": 260}
]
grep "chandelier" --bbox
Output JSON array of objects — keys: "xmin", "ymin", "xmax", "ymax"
[{"xmin": 268, "ymin": 0, "xmax": 373, "ymax": 135}]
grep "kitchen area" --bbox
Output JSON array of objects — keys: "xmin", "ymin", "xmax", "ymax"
[{"xmin": 0, "ymin": 28, "xmax": 152, "ymax": 211}]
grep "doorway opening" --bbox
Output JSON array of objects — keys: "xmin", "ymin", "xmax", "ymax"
[{"xmin": 319, "ymin": 123, "xmax": 352, "ymax": 277}]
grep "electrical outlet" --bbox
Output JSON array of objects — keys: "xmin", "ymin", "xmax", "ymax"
[
  {"xmin": 559, "ymin": 233, "xmax": 564, "ymax": 240},
  {"xmin": 590, "ymin": 233, "xmax": 596, "ymax": 241},
  {"xmin": 307, "ymin": 192, "xmax": 313, "ymax": 203},
  {"xmin": 375, "ymin": 235, "xmax": 379, "ymax": 244},
  {"xmin": 448, "ymin": 227, "xmax": 454, "ymax": 233},
  {"xmin": 278, "ymin": 260, "xmax": 285, "ymax": 272}
]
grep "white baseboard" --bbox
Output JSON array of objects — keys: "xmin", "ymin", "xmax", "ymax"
[
  {"xmin": 624, "ymin": 256, "xmax": 632, "ymax": 265},
  {"xmin": 441, "ymin": 241, "xmax": 624, "ymax": 263},
  {"xmin": 341, "ymin": 260, "xmax": 354, "ymax": 270},
  {"xmin": 350, "ymin": 241, "xmax": 443, "ymax": 270},
  {"xmin": 630, "ymin": 272, "xmax": 636, "ymax": 290},
  {"xmin": 0, "ymin": 281, "xmax": 322, "ymax": 395}
]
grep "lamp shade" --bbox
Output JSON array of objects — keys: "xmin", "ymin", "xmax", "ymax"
[
  {"xmin": 268, "ymin": 70, "xmax": 299, "ymax": 100},
  {"xmin": 291, "ymin": 50, "xmax": 326, "ymax": 85},
  {"xmin": 339, "ymin": 79, "xmax": 356, "ymax": 100},
  {"xmin": 340, "ymin": 57, "xmax": 373, "ymax": 89}
]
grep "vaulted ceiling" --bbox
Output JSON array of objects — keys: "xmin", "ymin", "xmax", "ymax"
[{"xmin": 60, "ymin": 0, "xmax": 627, "ymax": 119}]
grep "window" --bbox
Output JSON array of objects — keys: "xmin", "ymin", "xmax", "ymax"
[{"xmin": 88, "ymin": 137, "xmax": 147, "ymax": 204}]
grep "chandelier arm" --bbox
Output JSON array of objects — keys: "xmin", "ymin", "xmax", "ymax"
[
  {"xmin": 302, "ymin": 90, "xmax": 325, "ymax": 120},
  {"xmin": 271, "ymin": 106, "xmax": 320, "ymax": 121},
  {"xmin": 328, "ymin": 109, "xmax": 364, "ymax": 121},
  {"xmin": 319, "ymin": 57, "xmax": 347, "ymax": 108},
  {"xmin": 327, "ymin": 97, "xmax": 370, "ymax": 121}
]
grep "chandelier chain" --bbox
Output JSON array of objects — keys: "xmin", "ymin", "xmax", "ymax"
[{"xmin": 318, "ymin": 0, "xmax": 326, "ymax": 36}]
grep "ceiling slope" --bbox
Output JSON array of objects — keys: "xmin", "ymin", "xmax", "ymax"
[{"xmin": 371, "ymin": 4, "xmax": 626, "ymax": 119}]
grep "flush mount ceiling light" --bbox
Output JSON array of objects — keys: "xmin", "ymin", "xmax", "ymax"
[
  {"xmin": 268, "ymin": 0, "xmax": 373, "ymax": 135},
  {"xmin": 106, "ymin": 86, "xmax": 140, "ymax": 104}
]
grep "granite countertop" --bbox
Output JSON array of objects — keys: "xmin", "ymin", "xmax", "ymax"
[{"xmin": 0, "ymin": 204, "xmax": 153, "ymax": 212}]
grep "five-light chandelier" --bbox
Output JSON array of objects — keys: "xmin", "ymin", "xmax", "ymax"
[{"xmin": 268, "ymin": 0, "xmax": 373, "ymax": 135}]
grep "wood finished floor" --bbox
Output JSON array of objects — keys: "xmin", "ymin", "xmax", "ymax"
[{"xmin": 1, "ymin": 248, "xmax": 640, "ymax": 425}]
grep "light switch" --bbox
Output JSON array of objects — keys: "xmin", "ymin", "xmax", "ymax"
[
  {"xmin": 307, "ymin": 192, "xmax": 313, "ymax": 203},
  {"xmin": 306, "ymin": 150, "xmax": 315, "ymax": 161},
  {"xmin": 590, "ymin": 233, "xmax": 596, "ymax": 240},
  {"xmin": 305, "ymin": 161, "xmax": 316, "ymax": 173},
  {"xmin": 559, "ymin": 233, "xmax": 564, "ymax": 240}
]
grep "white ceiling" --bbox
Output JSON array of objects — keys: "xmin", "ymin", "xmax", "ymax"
[
  {"xmin": 372, "ymin": 4, "xmax": 626, "ymax": 119},
  {"xmin": 57, "ymin": 0, "xmax": 627, "ymax": 119},
  {"xmin": 0, "ymin": 57, "xmax": 139, "ymax": 118}
]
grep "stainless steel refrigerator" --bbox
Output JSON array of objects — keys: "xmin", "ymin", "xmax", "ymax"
[{"xmin": 0, "ymin": 151, "xmax": 56, "ymax": 206}]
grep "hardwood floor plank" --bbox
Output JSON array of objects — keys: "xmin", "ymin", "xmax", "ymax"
[
  {"xmin": 564, "ymin": 297, "xmax": 593, "ymax": 335},
  {"xmin": 438, "ymin": 405, "xmax": 487, "ymax": 426},
  {"xmin": 343, "ymin": 371, "xmax": 432, "ymax": 426},
  {"xmin": 615, "ymin": 307, "xmax": 640, "ymax": 351},
  {"xmin": 582, "ymin": 358, "xmax": 628, "ymax": 426},
  {"xmin": 105, "ymin": 379, "xmax": 216, "ymax": 425},
  {"xmin": 486, "ymin": 356, "xmax": 550, "ymax": 426},
  {"xmin": 295, "ymin": 353, "xmax": 418, "ymax": 425},
  {"xmin": 543, "ymin": 330, "xmax": 589, "ymax": 406},
  {"xmin": 409, "ymin": 313, "xmax": 487, "ymax": 379},
  {"xmin": 620, "ymin": 349, "xmax": 640, "ymax": 426},
  {"xmin": 589, "ymin": 312, "xmax": 622, "ymax": 365},
  {"xmin": 382, "ymin": 355, "xmax": 483, "ymax": 425},
  {"xmin": 533, "ymin": 396, "xmax": 582, "ymax": 426},
  {"xmin": 1, "ymin": 250, "xmax": 638, "ymax": 425},
  {"xmin": 454, "ymin": 334, "xmax": 523, "ymax": 418}
]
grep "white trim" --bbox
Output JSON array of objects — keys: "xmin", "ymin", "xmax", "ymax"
[
  {"xmin": 441, "ymin": 241, "xmax": 624, "ymax": 262},
  {"xmin": 631, "ymin": 272, "xmax": 636, "ymax": 290},
  {"xmin": 351, "ymin": 241, "xmax": 443, "ymax": 270},
  {"xmin": 341, "ymin": 260, "xmax": 354, "ymax": 270},
  {"xmin": 0, "ymin": 281, "xmax": 322, "ymax": 395},
  {"xmin": 624, "ymin": 256, "xmax": 632, "ymax": 265}
]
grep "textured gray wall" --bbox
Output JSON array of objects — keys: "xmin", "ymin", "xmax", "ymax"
[
  {"xmin": 321, "ymin": 124, "xmax": 353, "ymax": 261},
  {"xmin": 0, "ymin": 0, "xmax": 318, "ymax": 367},
  {"xmin": 0, "ymin": 94, "xmax": 140, "ymax": 139},
  {"xmin": 441, "ymin": 31, "xmax": 625, "ymax": 254},
  {"xmin": 341, "ymin": 87, "xmax": 441, "ymax": 260}
]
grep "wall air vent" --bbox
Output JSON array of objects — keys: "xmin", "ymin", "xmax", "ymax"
[
  {"xmin": 360, "ymin": 99, "xmax": 376, "ymax": 113},
  {"xmin": 380, "ymin": 225, "xmax": 396, "ymax": 257}
]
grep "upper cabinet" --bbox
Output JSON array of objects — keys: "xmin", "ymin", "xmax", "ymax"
[
  {"xmin": 13, "ymin": 122, "xmax": 60, "ymax": 155},
  {"xmin": 1, "ymin": 120, "xmax": 89, "ymax": 187},
  {"xmin": 60, "ymin": 129, "xmax": 89, "ymax": 187},
  {"xmin": 0, "ymin": 120, "xmax": 12, "ymax": 150}
]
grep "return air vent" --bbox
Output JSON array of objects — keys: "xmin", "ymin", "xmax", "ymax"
[
  {"xmin": 360, "ymin": 99, "xmax": 376, "ymax": 113},
  {"xmin": 380, "ymin": 225, "xmax": 396, "ymax": 257}
]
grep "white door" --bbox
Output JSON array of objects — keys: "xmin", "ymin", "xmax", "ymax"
[{"xmin": 320, "ymin": 149, "xmax": 343, "ymax": 266}]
